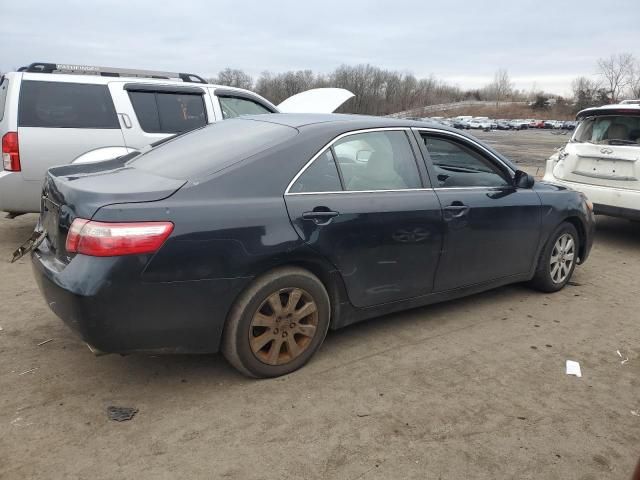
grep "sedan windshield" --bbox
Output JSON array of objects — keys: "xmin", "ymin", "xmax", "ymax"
[{"xmin": 573, "ymin": 115, "xmax": 640, "ymax": 146}]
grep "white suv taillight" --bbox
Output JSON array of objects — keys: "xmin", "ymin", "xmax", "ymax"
[
  {"xmin": 65, "ymin": 219, "xmax": 174, "ymax": 257},
  {"xmin": 2, "ymin": 132, "xmax": 21, "ymax": 171}
]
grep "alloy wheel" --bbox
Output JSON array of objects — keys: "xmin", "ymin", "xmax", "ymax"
[
  {"xmin": 249, "ymin": 288, "xmax": 319, "ymax": 365},
  {"xmin": 550, "ymin": 233, "xmax": 575, "ymax": 284}
]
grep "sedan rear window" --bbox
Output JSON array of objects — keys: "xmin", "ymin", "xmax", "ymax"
[{"xmin": 130, "ymin": 118, "xmax": 297, "ymax": 180}]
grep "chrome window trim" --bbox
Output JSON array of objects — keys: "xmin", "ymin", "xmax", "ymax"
[
  {"xmin": 284, "ymin": 127, "xmax": 414, "ymax": 195},
  {"xmin": 286, "ymin": 187, "xmax": 435, "ymax": 196},
  {"xmin": 413, "ymin": 127, "xmax": 517, "ymax": 189}
]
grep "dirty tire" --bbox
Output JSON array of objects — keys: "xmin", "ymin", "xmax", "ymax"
[
  {"xmin": 528, "ymin": 222, "xmax": 579, "ymax": 293},
  {"xmin": 221, "ymin": 267, "xmax": 330, "ymax": 378}
]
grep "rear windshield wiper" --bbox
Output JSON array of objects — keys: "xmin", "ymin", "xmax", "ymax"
[{"xmin": 607, "ymin": 139, "xmax": 639, "ymax": 146}]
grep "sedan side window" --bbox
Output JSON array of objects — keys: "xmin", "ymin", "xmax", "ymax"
[
  {"xmin": 421, "ymin": 134, "xmax": 511, "ymax": 188},
  {"xmin": 218, "ymin": 96, "xmax": 273, "ymax": 119},
  {"xmin": 333, "ymin": 131, "xmax": 422, "ymax": 191},
  {"xmin": 289, "ymin": 150, "xmax": 343, "ymax": 193}
]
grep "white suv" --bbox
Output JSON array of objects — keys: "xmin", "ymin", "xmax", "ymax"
[
  {"xmin": 543, "ymin": 102, "xmax": 640, "ymax": 221},
  {"xmin": 0, "ymin": 62, "xmax": 353, "ymax": 215}
]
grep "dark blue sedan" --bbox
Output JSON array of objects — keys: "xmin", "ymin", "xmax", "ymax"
[{"xmin": 26, "ymin": 114, "xmax": 594, "ymax": 377}]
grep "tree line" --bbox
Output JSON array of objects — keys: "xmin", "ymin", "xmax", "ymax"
[
  {"xmin": 572, "ymin": 53, "xmax": 640, "ymax": 111},
  {"xmin": 210, "ymin": 65, "xmax": 528, "ymax": 116},
  {"xmin": 210, "ymin": 53, "xmax": 640, "ymax": 116}
]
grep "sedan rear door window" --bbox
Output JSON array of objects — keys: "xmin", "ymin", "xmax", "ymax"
[
  {"xmin": 421, "ymin": 134, "xmax": 511, "ymax": 188},
  {"xmin": 333, "ymin": 131, "xmax": 422, "ymax": 191},
  {"xmin": 289, "ymin": 150, "xmax": 342, "ymax": 193}
]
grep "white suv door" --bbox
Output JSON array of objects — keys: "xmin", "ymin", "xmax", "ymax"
[{"xmin": 108, "ymin": 82, "xmax": 215, "ymax": 150}]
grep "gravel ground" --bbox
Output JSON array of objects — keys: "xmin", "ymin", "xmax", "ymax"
[{"xmin": 1, "ymin": 130, "xmax": 639, "ymax": 479}]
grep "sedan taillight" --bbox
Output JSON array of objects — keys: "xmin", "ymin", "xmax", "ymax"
[{"xmin": 65, "ymin": 219, "xmax": 174, "ymax": 257}]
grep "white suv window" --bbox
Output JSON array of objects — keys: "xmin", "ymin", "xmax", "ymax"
[
  {"xmin": 219, "ymin": 96, "xmax": 272, "ymax": 119},
  {"xmin": 128, "ymin": 91, "xmax": 207, "ymax": 134},
  {"xmin": 573, "ymin": 115, "xmax": 640, "ymax": 146},
  {"xmin": 0, "ymin": 77, "xmax": 8, "ymax": 122},
  {"xmin": 18, "ymin": 81, "xmax": 119, "ymax": 129}
]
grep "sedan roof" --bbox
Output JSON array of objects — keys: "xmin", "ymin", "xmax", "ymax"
[{"xmin": 238, "ymin": 113, "xmax": 442, "ymax": 130}]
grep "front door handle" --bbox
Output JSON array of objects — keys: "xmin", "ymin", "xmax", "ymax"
[
  {"xmin": 302, "ymin": 209, "xmax": 339, "ymax": 225},
  {"xmin": 444, "ymin": 203, "xmax": 470, "ymax": 219}
]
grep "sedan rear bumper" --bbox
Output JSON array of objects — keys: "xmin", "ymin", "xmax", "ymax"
[{"xmin": 31, "ymin": 246, "xmax": 246, "ymax": 354}]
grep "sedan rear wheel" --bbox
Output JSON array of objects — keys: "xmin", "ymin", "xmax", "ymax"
[
  {"xmin": 249, "ymin": 288, "xmax": 319, "ymax": 366},
  {"xmin": 222, "ymin": 267, "xmax": 330, "ymax": 378}
]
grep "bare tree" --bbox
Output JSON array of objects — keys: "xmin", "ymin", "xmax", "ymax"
[
  {"xmin": 597, "ymin": 53, "xmax": 634, "ymax": 103},
  {"xmin": 211, "ymin": 68, "xmax": 253, "ymax": 90},
  {"xmin": 572, "ymin": 76, "xmax": 609, "ymax": 110},
  {"xmin": 629, "ymin": 60, "xmax": 640, "ymax": 99},
  {"xmin": 486, "ymin": 69, "xmax": 513, "ymax": 108}
]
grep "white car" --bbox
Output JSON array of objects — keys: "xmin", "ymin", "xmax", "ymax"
[
  {"xmin": 468, "ymin": 118, "xmax": 492, "ymax": 130},
  {"xmin": 543, "ymin": 102, "xmax": 640, "ymax": 221},
  {"xmin": 0, "ymin": 62, "xmax": 353, "ymax": 215}
]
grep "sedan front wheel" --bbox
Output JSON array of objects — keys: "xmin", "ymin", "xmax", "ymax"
[{"xmin": 528, "ymin": 222, "xmax": 579, "ymax": 292}]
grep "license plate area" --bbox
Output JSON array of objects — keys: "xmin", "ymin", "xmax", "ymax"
[
  {"xmin": 573, "ymin": 157, "xmax": 637, "ymax": 181},
  {"xmin": 42, "ymin": 198, "xmax": 60, "ymax": 250}
]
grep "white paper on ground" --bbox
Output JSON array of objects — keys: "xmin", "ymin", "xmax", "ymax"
[{"xmin": 566, "ymin": 360, "xmax": 582, "ymax": 377}]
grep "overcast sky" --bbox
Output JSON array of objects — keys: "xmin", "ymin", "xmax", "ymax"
[{"xmin": 1, "ymin": 0, "xmax": 638, "ymax": 96}]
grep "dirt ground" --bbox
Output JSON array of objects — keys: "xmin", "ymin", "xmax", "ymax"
[{"xmin": 1, "ymin": 132, "xmax": 639, "ymax": 479}]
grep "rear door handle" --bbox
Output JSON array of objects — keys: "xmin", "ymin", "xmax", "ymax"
[
  {"xmin": 302, "ymin": 209, "xmax": 339, "ymax": 225},
  {"xmin": 119, "ymin": 113, "xmax": 132, "ymax": 129},
  {"xmin": 444, "ymin": 204, "xmax": 470, "ymax": 219}
]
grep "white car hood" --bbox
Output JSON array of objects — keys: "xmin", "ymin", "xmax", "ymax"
[{"xmin": 277, "ymin": 88, "xmax": 354, "ymax": 114}]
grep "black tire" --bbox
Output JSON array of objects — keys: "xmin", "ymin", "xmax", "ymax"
[
  {"xmin": 528, "ymin": 222, "xmax": 579, "ymax": 293},
  {"xmin": 221, "ymin": 267, "xmax": 330, "ymax": 378}
]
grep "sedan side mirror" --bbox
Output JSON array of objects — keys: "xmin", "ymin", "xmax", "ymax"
[{"xmin": 514, "ymin": 170, "xmax": 535, "ymax": 189}]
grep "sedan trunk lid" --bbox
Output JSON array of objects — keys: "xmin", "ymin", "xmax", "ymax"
[{"xmin": 41, "ymin": 158, "xmax": 185, "ymax": 260}]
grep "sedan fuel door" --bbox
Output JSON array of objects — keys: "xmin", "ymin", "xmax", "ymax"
[
  {"xmin": 284, "ymin": 129, "xmax": 444, "ymax": 308},
  {"xmin": 277, "ymin": 88, "xmax": 354, "ymax": 113},
  {"xmin": 416, "ymin": 130, "xmax": 542, "ymax": 292}
]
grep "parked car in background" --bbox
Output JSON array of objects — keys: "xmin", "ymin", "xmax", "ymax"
[
  {"xmin": 532, "ymin": 120, "xmax": 546, "ymax": 129},
  {"xmin": 453, "ymin": 119, "xmax": 470, "ymax": 129},
  {"xmin": 510, "ymin": 119, "xmax": 530, "ymax": 130},
  {"xmin": 562, "ymin": 121, "xmax": 577, "ymax": 130},
  {"xmin": 0, "ymin": 62, "xmax": 354, "ymax": 216},
  {"xmin": 496, "ymin": 120, "xmax": 512, "ymax": 130},
  {"xmin": 544, "ymin": 102, "xmax": 640, "ymax": 221},
  {"xmin": 468, "ymin": 118, "xmax": 492, "ymax": 130},
  {"xmin": 20, "ymin": 113, "xmax": 594, "ymax": 377}
]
